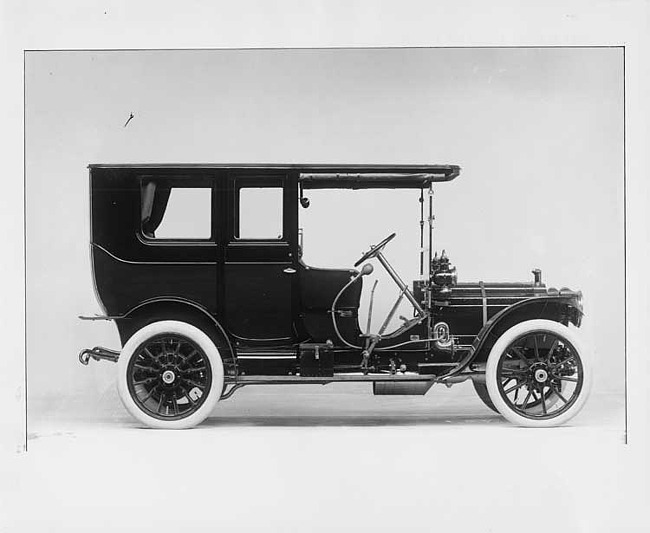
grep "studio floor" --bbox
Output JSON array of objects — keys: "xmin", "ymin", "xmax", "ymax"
[
  {"xmin": 2, "ymin": 383, "xmax": 635, "ymax": 533},
  {"xmin": 28, "ymin": 379, "xmax": 625, "ymax": 436}
]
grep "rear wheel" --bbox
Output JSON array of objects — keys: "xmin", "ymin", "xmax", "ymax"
[
  {"xmin": 485, "ymin": 319, "xmax": 591, "ymax": 427},
  {"xmin": 117, "ymin": 320, "xmax": 224, "ymax": 429}
]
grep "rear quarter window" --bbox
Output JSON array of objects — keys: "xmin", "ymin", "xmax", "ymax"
[{"xmin": 141, "ymin": 180, "xmax": 212, "ymax": 240}]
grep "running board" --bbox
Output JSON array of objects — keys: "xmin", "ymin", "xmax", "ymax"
[{"xmin": 227, "ymin": 373, "xmax": 479, "ymax": 385}]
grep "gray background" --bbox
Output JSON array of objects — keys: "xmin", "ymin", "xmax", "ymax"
[{"xmin": 26, "ymin": 48, "xmax": 624, "ymax": 417}]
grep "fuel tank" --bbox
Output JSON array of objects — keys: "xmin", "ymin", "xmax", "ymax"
[{"xmin": 372, "ymin": 381, "xmax": 435, "ymax": 395}]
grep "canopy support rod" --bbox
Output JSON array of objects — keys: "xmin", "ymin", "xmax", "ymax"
[
  {"xmin": 428, "ymin": 184, "xmax": 434, "ymax": 275},
  {"xmin": 419, "ymin": 186, "xmax": 425, "ymax": 278}
]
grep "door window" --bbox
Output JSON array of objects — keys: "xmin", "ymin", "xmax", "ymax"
[{"xmin": 237, "ymin": 186, "xmax": 283, "ymax": 240}]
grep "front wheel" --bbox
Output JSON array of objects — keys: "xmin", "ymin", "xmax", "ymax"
[
  {"xmin": 116, "ymin": 320, "xmax": 224, "ymax": 429},
  {"xmin": 473, "ymin": 379, "xmax": 563, "ymax": 416},
  {"xmin": 485, "ymin": 319, "xmax": 591, "ymax": 427},
  {"xmin": 472, "ymin": 381, "xmax": 498, "ymax": 413}
]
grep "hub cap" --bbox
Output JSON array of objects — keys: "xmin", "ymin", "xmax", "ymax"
[
  {"xmin": 496, "ymin": 330, "xmax": 584, "ymax": 420},
  {"xmin": 534, "ymin": 368, "xmax": 548, "ymax": 383},
  {"xmin": 127, "ymin": 334, "xmax": 212, "ymax": 420},
  {"xmin": 162, "ymin": 370, "xmax": 176, "ymax": 384}
]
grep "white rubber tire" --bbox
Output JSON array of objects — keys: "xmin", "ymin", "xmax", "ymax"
[
  {"xmin": 485, "ymin": 319, "xmax": 591, "ymax": 428},
  {"xmin": 117, "ymin": 320, "xmax": 224, "ymax": 429}
]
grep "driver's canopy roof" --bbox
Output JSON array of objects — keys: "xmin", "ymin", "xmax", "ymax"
[{"xmin": 297, "ymin": 164, "xmax": 460, "ymax": 190}]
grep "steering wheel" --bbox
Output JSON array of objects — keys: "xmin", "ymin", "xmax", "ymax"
[{"xmin": 354, "ymin": 233, "xmax": 396, "ymax": 267}]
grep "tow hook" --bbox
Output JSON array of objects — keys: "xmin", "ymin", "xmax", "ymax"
[{"xmin": 79, "ymin": 346, "xmax": 120, "ymax": 365}]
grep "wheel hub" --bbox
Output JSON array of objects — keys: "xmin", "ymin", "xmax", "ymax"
[
  {"xmin": 534, "ymin": 368, "xmax": 548, "ymax": 383},
  {"xmin": 161, "ymin": 369, "xmax": 176, "ymax": 384}
]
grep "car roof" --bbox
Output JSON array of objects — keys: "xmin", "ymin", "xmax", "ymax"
[{"xmin": 88, "ymin": 163, "xmax": 460, "ymax": 189}]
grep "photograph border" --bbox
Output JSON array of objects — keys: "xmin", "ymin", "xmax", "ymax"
[{"xmin": 23, "ymin": 44, "xmax": 628, "ymax": 449}]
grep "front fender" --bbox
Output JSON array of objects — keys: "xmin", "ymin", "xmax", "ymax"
[{"xmin": 468, "ymin": 295, "xmax": 583, "ymax": 365}]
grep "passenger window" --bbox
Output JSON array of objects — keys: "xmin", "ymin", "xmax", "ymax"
[
  {"xmin": 238, "ymin": 187, "xmax": 283, "ymax": 240},
  {"xmin": 141, "ymin": 183, "xmax": 211, "ymax": 240}
]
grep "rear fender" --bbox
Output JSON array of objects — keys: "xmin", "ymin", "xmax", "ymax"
[{"xmin": 115, "ymin": 297, "xmax": 237, "ymax": 376}]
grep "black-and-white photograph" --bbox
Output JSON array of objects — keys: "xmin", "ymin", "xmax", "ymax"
[
  {"xmin": 2, "ymin": 3, "xmax": 648, "ymax": 527},
  {"xmin": 25, "ymin": 48, "xmax": 624, "ymax": 435}
]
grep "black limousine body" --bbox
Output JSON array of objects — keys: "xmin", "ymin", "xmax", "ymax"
[{"xmin": 79, "ymin": 164, "xmax": 591, "ymax": 428}]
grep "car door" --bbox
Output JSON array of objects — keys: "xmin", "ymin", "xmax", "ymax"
[{"xmin": 223, "ymin": 174, "xmax": 298, "ymax": 341}]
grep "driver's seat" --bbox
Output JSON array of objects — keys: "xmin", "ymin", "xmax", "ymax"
[{"xmin": 298, "ymin": 261, "xmax": 363, "ymax": 343}]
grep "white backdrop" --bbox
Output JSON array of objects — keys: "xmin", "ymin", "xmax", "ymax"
[{"xmin": 26, "ymin": 48, "xmax": 624, "ymax": 412}]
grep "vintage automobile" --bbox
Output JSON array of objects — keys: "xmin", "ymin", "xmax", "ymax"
[{"xmin": 79, "ymin": 163, "xmax": 591, "ymax": 429}]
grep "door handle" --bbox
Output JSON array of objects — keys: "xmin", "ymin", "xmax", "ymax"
[{"xmin": 283, "ymin": 267, "xmax": 297, "ymax": 274}]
